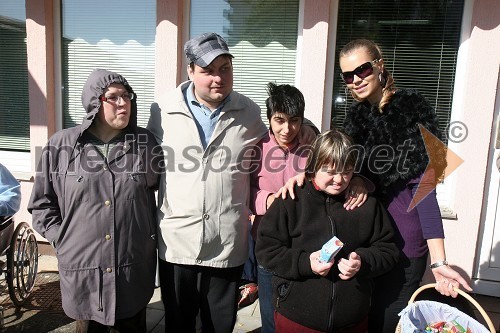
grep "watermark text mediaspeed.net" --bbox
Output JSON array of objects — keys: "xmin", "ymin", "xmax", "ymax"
[{"xmin": 33, "ymin": 122, "xmax": 466, "ymax": 211}]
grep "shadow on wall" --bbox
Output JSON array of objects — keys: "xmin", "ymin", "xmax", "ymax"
[{"xmin": 476, "ymin": 240, "xmax": 500, "ymax": 291}]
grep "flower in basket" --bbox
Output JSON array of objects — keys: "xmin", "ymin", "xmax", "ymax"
[{"xmin": 423, "ymin": 319, "xmax": 472, "ymax": 332}]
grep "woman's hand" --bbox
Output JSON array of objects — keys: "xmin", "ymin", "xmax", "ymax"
[
  {"xmin": 337, "ymin": 252, "xmax": 362, "ymax": 280},
  {"xmin": 427, "ymin": 239, "xmax": 472, "ymax": 297},
  {"xmin": 275, "ymin": 173, "xmax": 306, "ymax": 200},
  {"xmin": 344, "ymin": 176, "xmax": 368, "ymax": 210},
  {"xmin": 432, "ymin": 264, "xmax": 473, "ymax": 297},
  {"xmin": 310, "ymin": 250, "xmax": 334, "ymax": 276}
]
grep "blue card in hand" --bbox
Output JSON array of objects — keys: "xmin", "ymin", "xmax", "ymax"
[{"xmin": 319, "ymin": 236, "xmax": 343, "ymax": 263}]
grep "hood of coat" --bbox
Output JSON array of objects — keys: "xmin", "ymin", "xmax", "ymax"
[{"xmin": 80, "ymin": 68, "xmax": 137, "ymax": 134}]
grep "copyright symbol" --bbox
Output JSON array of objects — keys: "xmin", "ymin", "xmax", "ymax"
[{"xmin": 446, "ymin": 121, "xmax": 468, "ymax": 143}]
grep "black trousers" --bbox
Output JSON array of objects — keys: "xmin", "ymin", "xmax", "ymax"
[
  {"xmin": 368, "ymin": 254, "xmax": 428, "ymax": 333},
  {"xmin": 158, "ymin": 259, "xmax": 244, "ymax": 333},
  {"xmin": 75, "ymin": 307, "xmax": 147, "ymax": 333}
]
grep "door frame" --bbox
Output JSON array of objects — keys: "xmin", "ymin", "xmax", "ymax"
[{"xmin": 473, "ymin": 73, "xmax": 500, "ymax": 297}]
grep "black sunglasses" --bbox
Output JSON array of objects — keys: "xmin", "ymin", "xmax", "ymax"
[{"xmin": 340, "ymin": 59, "xmax": 380, "ymax": 84}]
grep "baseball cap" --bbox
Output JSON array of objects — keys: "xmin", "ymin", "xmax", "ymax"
[{"xmin": 184, "ymin": 32, "xmax": 234, "ymax": 67}]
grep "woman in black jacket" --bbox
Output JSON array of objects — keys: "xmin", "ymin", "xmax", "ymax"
[{"xmin": 255, "ymin": 129, "xmax": 399, "ymax": 333}]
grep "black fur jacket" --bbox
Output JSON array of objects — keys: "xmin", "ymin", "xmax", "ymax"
[{"xmin": 343, "ymin": 89, "xmax": 446, "ymax": 192}]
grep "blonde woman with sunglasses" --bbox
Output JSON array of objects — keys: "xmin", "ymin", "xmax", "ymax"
[{"xmin": 338, "ymin": 39, "xmax": 472, "ymax": 333}]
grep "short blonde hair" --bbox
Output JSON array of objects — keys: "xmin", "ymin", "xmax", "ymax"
[{"xmin": 305, "ymin": 129, "xmax": 359, "ymax": 179}]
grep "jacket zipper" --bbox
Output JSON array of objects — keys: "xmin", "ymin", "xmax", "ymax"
[{"xmin": 326, "ymin": 197, "xmax": 337, "ymax": 332}]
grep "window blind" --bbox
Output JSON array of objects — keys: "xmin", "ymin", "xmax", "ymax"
[
  {"xmin": 331, "ymin": 0, "xmax": 464, "ymax": 142},
  {"xmin": 61, "ymin": 0, "xmax": 156, "ymax": 129},
  {"xmin": 190, "ymin": 0, "xmax": 299, "ymax": 125},
  {"xmin": 0, "ymin": 1, "xmax": 29, "ymax": 151}
]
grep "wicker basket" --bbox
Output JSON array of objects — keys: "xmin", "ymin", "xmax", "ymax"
[{"xmin": 395, "ymin": 283, "xmax": 496, "ymax": 333}]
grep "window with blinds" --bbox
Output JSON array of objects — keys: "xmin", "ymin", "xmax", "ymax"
[
  {"xmin": 0, "ymin": 0, "xmax": 29, "ymax": 151},
  {"xmin": 190, "ymin": 0, "xmax": 299, "ymax": 125},
  {"xmin": 331, "ymin": 0, "xmax": 464, "ymax": 142},
  {"xmin": 61, "ymin": 0, "xmax": 155, "ymax": 129}
]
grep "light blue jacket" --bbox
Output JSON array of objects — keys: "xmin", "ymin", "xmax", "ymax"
[{"xmin": 0, "ymin": 163, "xmax": 21, "ymax": 217}]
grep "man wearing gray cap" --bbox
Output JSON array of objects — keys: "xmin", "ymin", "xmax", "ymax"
[{"xmin": 148, "ymin": 32, "xmax": 316, "ymax": 333}]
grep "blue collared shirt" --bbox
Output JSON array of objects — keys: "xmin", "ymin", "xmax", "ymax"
[
  {"xmin": 0, "ymin": 163, "xmax": 21, "ymax": 217},
  {"xmin": 183, "ymin": 82, "xmax": 230, "ymax": 149}
]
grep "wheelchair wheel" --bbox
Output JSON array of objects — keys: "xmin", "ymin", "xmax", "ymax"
[{"xmin": 7, "ymin": 222, "xmax": 38, "ymax": 307}]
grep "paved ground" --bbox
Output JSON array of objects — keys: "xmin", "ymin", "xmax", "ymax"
[
  {"xmin": 2, "ymin": 255, "xmax": 499, "ymax": 332},
  {"xmin": 0, "ymin": 255, "xmax": 262, "ymax": 332}
]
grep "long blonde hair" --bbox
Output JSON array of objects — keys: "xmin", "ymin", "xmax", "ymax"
[{"xmin": 339, "ymin": 39, "xmax": 396, "ymax": 113}]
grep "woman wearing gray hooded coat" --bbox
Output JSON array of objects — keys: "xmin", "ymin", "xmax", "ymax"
[{"xmin": 28, "ymin": 69, "xmax": 162, "ymax": 332}]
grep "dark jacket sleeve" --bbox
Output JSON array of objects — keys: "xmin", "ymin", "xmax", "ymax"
[
  {"xmin": 354, "ymin": 200, "xmax": 399, "ymax": 278},
  {"xmin": 255, "ymin": 198, "xmax": 315, "ymax": 280},
  {"xmin": 28, "ymin": 144, "xmax": 62, "ymax": 246},
  {"xmin": 142, "ymin": 129, "xmax": 164, "ymax": 191},
  {"xmin": 301, "ymin": 117, "xmax": 320, "ymax": 135}
]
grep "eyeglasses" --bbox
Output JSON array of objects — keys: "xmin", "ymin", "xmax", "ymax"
[
  {"xmin": 340, "ymin": 59, "xmax": 380, "ymax": 84},
  {"xmin": 100, "ymin": 93, "xmax": 135, "ymax": 104}
]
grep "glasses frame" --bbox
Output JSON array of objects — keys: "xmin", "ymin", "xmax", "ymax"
[
  {"xmin": 100, "ymin": 92, "xmax": 135, "ymax": 104},
  {"xmin": 340, "ymin": 59, "xmax": 381, "ymax": 84}
]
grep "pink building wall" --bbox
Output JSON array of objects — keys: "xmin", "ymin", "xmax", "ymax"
[{"xmin": 438, "ymin": 0, "xmax": 500, "ymax": 283}]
